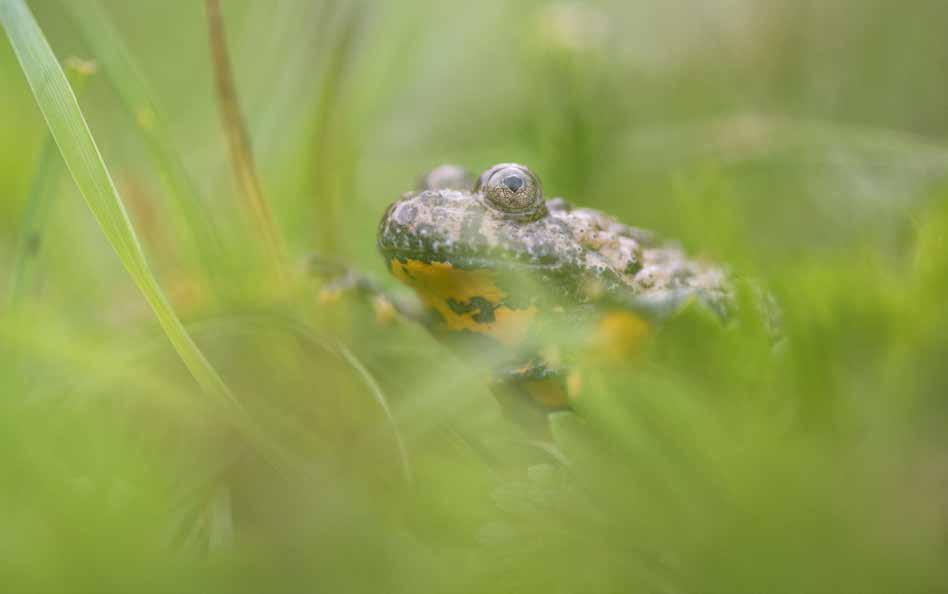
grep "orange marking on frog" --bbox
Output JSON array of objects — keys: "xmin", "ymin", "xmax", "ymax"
[
  {"xmin": 521, "ymin": 377, "xmax": 569, "ymax": 409},
  {"xmin": 594, "ymin": 310, "xmax": 650, "ymax": 361},
  {"xmin": 390, "ymin": 258, "xmax": 537, "ymax": 347}
]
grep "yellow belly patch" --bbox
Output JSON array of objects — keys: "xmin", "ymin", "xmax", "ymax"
[
  {"xmin": 594, "ymin": 310, "xmax": 651, "ymax": 362},
  {"xmin": 390, "ymin": 258, "xmax": 537, "ymax": 347}
]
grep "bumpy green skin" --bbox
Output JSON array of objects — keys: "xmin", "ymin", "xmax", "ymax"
[{"xmin": 378, "ymin": 164, "xmax": 731, "ymax": 317}]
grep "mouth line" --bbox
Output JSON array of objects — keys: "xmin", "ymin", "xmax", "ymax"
[{"xmin": 377, "ymin": 243, "xmax": 560, "ymax": 273}]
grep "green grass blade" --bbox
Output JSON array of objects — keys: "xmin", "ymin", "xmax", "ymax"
[
  {"xmin": 0, "ymin": 0, "xmax": 241, "ymax": 420},
  {"xmin": 59, "ymin": 0, "xmax": 225, "ymax": 290},
  {"xmin": 204, "ymin": 0, "xmax": 288, "ymax": 285},
  {"xmin": 338, "ymin": 345, "xmax": 413, "ymax": 483}
]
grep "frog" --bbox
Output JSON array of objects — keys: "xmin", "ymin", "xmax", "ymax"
[{"xmin": 377, "ymin": 163, "xmax": 733, "ymax": 430}]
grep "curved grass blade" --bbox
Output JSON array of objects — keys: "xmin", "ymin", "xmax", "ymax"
[
  {"xmin": 0, "ymin": 0, "xmax": 267, "ymax": 451},
  {"xmin": 60, "ymin": 0, "xmax": 225, "ymax": 291},
  {"xmin": 339, "ymin": 345, "xmax": 413, "ymax": 483},
  {"xmin": 204, "ymin": 0, "xmax": 288, "ymax": 284}
]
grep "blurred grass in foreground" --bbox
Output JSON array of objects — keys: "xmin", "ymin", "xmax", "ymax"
[{"xmin": 2, "ymin": 0, "xmax": 948, "ymax": 592}]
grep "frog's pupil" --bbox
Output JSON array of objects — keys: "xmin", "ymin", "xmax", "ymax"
[{"xmin": 503, "ymin": 175, "xmax": 524, "ymax": 191}]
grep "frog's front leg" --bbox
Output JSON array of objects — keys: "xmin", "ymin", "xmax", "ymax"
[
  {"xmin": 486, "ymin": 361, "xmax": 572, "ymax": 438},
  {"xmin": 306, "ymin": 253, "xmax": 431, "ymax": 326}
]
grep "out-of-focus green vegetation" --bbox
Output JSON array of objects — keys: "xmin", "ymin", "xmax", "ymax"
[{"xmin": 2, "ymin": 0, "xmax": 948, "ymax": 592}]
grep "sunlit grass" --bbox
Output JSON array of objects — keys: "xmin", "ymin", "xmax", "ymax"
[
  {"xmin": 0, "ymin": 0, "xmax": 265, "ymax": 457},
  {"xmin": 1, "ymin": 0, "xmax": 947, "ymax": 592},
  {"xmin": 62, "ymin": 0, "xmax": 225, "ymax": 290}
]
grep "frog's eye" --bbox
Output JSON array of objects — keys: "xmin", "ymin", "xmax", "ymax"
[{"xmin": 476, "ymin": 163, "xmax": 545, "ymax": 218}]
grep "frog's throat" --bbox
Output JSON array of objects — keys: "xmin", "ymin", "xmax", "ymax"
[{"xmin": 389, "ymin": 257, "xmax": 537, "ymax": 348}]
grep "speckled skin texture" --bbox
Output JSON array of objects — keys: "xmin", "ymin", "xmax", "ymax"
[
  {"xmin": 377, "ymin": 164, "xmax": 733, "ymax": 417},
  {"xmin": 378, "ymin": 164, "xmax": 730, "ymax": 315}
]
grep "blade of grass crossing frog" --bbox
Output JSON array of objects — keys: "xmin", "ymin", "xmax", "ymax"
[
  {"xmin": 6, "ymin": 58, "xmax": 94, "ymax": 309},
  {"xmin": 0, "ymin": 0, "xmax": 294, "ymax": 470},
  {"xmin": 576, "ymin": 374, "xmax": 737, "ymax": 514},
  {"xmin": 547, "ymin": 410, "xmax": 631, "ymax": 491},
  {"xmin": 550, "ymin": 407, "xmax": 716, "ymax": 553},
  {"xmin": 61, "ymin": 0, "xmax": 226, "ymax": 292}
]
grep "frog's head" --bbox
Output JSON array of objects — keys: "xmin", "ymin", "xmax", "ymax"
[
  {"xmin": 378, "ymin": 163, "xmax": 641, "ymax": 350},
  {"xmin": 379, "ymin": 163, "xmax": 562, "ymax": 270}
]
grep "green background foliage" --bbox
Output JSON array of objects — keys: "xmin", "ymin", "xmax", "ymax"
[{"xmin": 2, "ymin": 0, "xmax": 948, "ymax": 592}]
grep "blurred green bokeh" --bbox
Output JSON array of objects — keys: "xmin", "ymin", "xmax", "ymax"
[{"xmin": 2, "ymin": 0, "xmax": 948, "ymax": 592}]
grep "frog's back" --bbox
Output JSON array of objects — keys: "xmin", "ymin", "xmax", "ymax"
[
  {"xmin": 378, "ymin": 163, "xmax": 734, "ymax": 369},
  {"xmin": 544, "ymin": 198, "xmax": 731, "ymax": 318}
]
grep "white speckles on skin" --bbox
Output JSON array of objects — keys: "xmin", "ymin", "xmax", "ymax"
[
  {"xmin": 550, "ymin": 206, "xmax": 645, "ymax": 286},
  {"xmin": 378, "ymin": 165, "xmax": 730, "ymax": 307}
]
